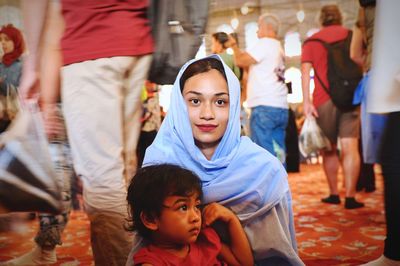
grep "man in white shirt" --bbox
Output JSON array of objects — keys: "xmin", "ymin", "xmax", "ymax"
[{"xmin": 228, "ymin": 14, "xmax": 288, "ymax": 163}]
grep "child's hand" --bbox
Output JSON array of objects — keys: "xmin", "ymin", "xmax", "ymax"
[{"xmin": 202, "ymin": 203, "xmax": 236, "ymax": 227}]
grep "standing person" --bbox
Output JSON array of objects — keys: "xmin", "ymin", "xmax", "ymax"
[
  {"xmin": 20, "ymin": 0, "xmax": 153, "ymax": 265},
  {"xmin": 136, "ymin": 81, "xmax": 161, "ymax": 168},
  {"xmin": 0, "ymin": 24, "xmax": 25, "ymax": 132},
  {"xmin": 227, "ymin": 13, "xmax": 288, "ymax": 164},
  {"xmin": 127, "ymin": 55, "xmax": 304, "ymax": 265},
  {"xmin": 127, "ymin": 164, "xmax": 253, "ymax": 266},
  {"xmin": 361, "ymin": 0, "xmax": 400, "ymax": 265},
  {"xmin": 301, "ymin": 5, "xmax": 364, "ymax": 209},
  {"xmin": 210, "ymin": 32, "xmax": 241, "ymax": 80},
  {"xmin": 350, "ymin": 1, "xmax": 383, "ymax": 194},
  {"xmin": 2, "ymin": 2, "xmax": 75, "ymax": 265}
]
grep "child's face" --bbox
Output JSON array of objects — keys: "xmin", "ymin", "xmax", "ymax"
[
  {"xmin": 182, "ymin": 69, "xmax": 229, "ymax": 157},
  {"xmin": 155, "ymin": 192, "xmax": 202, "ymax": 245},
  {"xmin": 0, "ymin": 33, "xmax": 14, "ymax": 54}
]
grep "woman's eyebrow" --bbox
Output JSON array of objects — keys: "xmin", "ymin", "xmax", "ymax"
[
  {"xmin": 184, "ymin": 91, "xmax": 228, "ymax": 96},
  {"xmin": 184, "ymin": 90, "xmax": 202, "ymax": 95}
]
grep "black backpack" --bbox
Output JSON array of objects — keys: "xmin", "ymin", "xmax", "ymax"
[{"xmin": 305, "ymin": 31, "xmax": 363, "ymax": 111}]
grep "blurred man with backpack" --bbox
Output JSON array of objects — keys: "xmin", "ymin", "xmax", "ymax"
[{"xmin": 301, "ymin": 5, "xmax": 364, "ymax": 209}]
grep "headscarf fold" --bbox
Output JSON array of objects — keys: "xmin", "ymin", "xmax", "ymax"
[
  {"xmin": 0, "ymin": 24, "xmax": 25, "ymax": 66},
  {"xmin": 143, "ymin": 54, "xmax": 289, "ymax": 224}
]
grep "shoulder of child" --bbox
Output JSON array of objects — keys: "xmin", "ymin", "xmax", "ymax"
[{"xmin": 133, "ymin": 245, "xmax": 166, "ymax": 266}]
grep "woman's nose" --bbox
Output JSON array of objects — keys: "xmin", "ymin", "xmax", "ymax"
[{"xmin": 200, "ymin": 103, "xmax": 214, "ymax": 120}]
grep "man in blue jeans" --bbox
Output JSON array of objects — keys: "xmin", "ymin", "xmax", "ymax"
[{"xmin": 227, "ymin": 13, "xmax": 288, "ymax": 163}]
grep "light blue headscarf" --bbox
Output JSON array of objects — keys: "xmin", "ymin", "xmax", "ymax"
[{"xmin": 143, "ymin": 54, "xmax": 289, "ymax": 224}]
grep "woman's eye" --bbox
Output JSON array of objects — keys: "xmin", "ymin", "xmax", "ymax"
[
  {"xmin": 189, "ymin": 99, "xmax": 200, "ymax": 105},
  {"xmin": 216, "ymin": 99, "xmax": 226, "ymax": 106},
  {"xmin": 195, "ymin": 204, "xmax": 202, "ymax": 211},
  {"xmin": 179, "ymin": 205, "xmax": 188, "ymax": 211}
]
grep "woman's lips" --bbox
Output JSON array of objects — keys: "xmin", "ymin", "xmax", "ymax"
[{"xmin": 196, "ymin": 124, "xmax": 217, "ymax": 132}]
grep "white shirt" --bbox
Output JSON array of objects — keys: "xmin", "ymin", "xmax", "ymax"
[
  {"xmin": 368, "ymin": 0, "xmax": 400, "ymax": 113},
  {"xmin": 246, "ymin": 37, "xmax": 288, "ymax": 109}
]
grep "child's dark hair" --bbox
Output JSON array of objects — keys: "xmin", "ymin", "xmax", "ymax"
[
  {"xmin": 126, "ymin": 164, "xmax": 203, "ymax": 240},
  {"xmin": 180, "ymin": 57, "xmax": 227, "ymax": 90}
]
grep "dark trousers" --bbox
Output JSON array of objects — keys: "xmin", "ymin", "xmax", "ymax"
[
  {"xmin": 285, "ymin": 108, "xmax": 299, "ymax": 172},
  {"xmin": 357, "ymin": 137, "xmax": 376, "ymax": 192},
  {"xmin": 137, "ymin": 130, "xmax": 157, "ymax": 168},
  {"xmin": 380, "ymin": 112, "xmax": 400, "ymax": 260}
]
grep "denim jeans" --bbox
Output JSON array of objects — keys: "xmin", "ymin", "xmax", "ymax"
[{"xmin": 250, "ymin": 106, "xmax": 288, "ymax": 163}]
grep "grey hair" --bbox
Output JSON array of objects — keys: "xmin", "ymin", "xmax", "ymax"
[{"xmin": 259, "ymin": 13, "xmax": 280, "ymax": 34}]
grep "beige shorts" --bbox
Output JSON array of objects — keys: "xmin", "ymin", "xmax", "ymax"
[{"xmin": 316, "ymin": 99, "xmax": 360, "ymax": 144}]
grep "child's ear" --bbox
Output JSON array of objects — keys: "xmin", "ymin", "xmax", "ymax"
[{"xmin": 140, "ymin": 211, "xmax": 159, "ymax": 231}]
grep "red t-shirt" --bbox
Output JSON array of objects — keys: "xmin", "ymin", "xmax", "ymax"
[
  {"xmin": 61, "ymin": 0, "xmax": 154, "ymax": 66},
  {"xmin": 133, "ymin": 227, "xmax": 227, "ymax": 266},
  {"xmin": 301, "ymin": 25, "xmax": 349, "ymax": 107}
]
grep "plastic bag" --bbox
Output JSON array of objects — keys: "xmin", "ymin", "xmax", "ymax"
[
  {"xmin": 0, "ymin": 101, "xmax": 62, "ymax": 213},
  {"xmin": 299, "ymin": 116, "xmax": 331, "ymax": 157}
]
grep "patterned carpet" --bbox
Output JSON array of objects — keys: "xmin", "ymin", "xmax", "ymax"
[{"xmin": 0, "ymin": 163, "xmax": 385, "ymax": 265}]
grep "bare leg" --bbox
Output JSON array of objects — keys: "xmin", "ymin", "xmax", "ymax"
[
  {"xmin": 340, "ymin": 137, "xmax": 364, "ymax": 209},
  {"xmin": 340, "ymin": 137, "xmax": 360, "ymax": 197},
  {"xmin": 321, "ymin": 146, "xmax": 340, "ymax": 195}
]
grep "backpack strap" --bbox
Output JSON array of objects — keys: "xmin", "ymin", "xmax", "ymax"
[
  {"xmin": 302, "ymin": 30, "xmax": 353, "ymax": 97},
  {"xmin": 303, "ymin": 38, "xmax": 331, "ymax": 96}
]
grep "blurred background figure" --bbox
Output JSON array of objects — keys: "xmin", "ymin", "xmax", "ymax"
[
  {"xmin": 361, "ymin": 0, "xmax": 400, "ymax": 265},
  {"xmin": 20, "ymin": 0, "xmax": 154, "ymax": 265},
  {"xmin": 350, "ymin": 0, "xmax": 386, "ymax": 194},
  {"xmin": 227, "ymin": 13, "xmax": 289, "ymax": 164},
  {"xmin": 136, "ymin": 80, "xmax": 161, "ymax": 168},
  {"xmin": 211, "ymin": 31, "xmax": 242, "ymax": 80},
  {"xmin": 0, "ymin": 24, "xmax": 24, "ymax": 132},
  {"xmin": 301, "ymin": 5, "xmax": 364, "ymax": 209},
  {"xmin": 1, "ymin": 2, "xmax": 76, "ymax": 265}
]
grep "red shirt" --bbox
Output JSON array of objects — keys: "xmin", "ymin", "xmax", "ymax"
[
  {"xmin": 61, "ymin": 0, "xmax": 154, "ymax": 66},
  {"xmin": 133, "ymin": 227, "xmax": 227, "ymax": 266},
  {"xmin": 301, "ymin": 25, "xmax": 349, "ymax": 107}
]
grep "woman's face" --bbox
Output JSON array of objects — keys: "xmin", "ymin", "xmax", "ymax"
[
  {"xmin": 0, "ymin": 33, "xmax": 14, "ymax": 54},
  {"xmin": 210, "ymin": 37, "xmax": 223, "ymax": 54},
  {"xmin": 182, "ymin": 69, "xmax": 229, "ymax": 159}
]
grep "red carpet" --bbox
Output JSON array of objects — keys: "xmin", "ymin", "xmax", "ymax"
[{"xmin": 0, "ymin": 163, "xmax": 385, "ymax": 265}]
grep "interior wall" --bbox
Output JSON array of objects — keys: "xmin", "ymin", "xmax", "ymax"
[
  {"xmin": 206, "ymin": 0, "xmax": 360, "ymax": 50},
  {"xmin": 0, "ymin": 0, "xmax": 22, "ymax": 29}
]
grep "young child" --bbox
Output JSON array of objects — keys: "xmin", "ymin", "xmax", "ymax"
[{"xmin": 127, "ymin": 164, "xmax": 253, "ymax": 266}]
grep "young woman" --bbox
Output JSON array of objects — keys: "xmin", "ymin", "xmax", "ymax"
[
  {"xmin": 211, "ymin": 32, "xmax": 241, "ymax": 80},
  {"xmin": 0, "ymin": 24, "xmax": 25, "ymax": 131},
  {"xmin": 127, "ymin": 55, "xmax": 304, "ymax": 265},
  {"xmin": 127, "ymin": 163, "xmax": 253, "ymax": 266}
]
